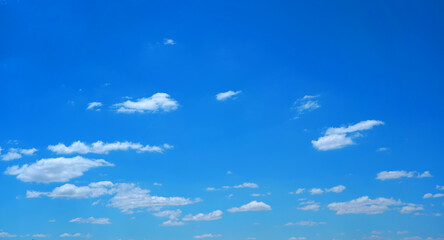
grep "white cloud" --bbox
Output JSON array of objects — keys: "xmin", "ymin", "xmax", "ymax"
[
  {"xmin": 285, "ymin": 221, "xmax": 326, "ymax": 226},
  {"xmin": 194, "ymin": 234, "xmax": 222, "ymax": 239},
  {"xmin": 298, "ymin": 203, "xmax": 320, "ymax": 211},
  {"xmin": 227, "ymin": 201, "xmax": 271, "ymax": 213},
  {"xmin": 216, "ymin": 90, "xmax": 241, "ymax": 101},
  {"xmin": 397, "ymin": 231, "xmax": 409, "ymax": 235},
  {"xmin": 377, "ymin": 147, "xmax": 389, "ymax": 151},
  {"xmin": 69, "ymin": 217, "xmax": 110, "ymax": 224},
  {"xmin": 86, "ymin": 102, "xmax": 102, "ymax": 110},
  {"xmin": 423, "ymin": 193, "xmax": 444, "ymax": 199},
  {"xmin": 27, "ymin": 181, "xmax": 115, "ymax": 199},
  {"xmin": 290, "ymin": 188, "xmax": 305, "ymax": 194},
  {"xmin": 0, "ymin": 232, "xmax": 17, "ymax": 238},
  {"xmin": 312, "ymin": 120, "xmax": 384, "ymax": 150},
  {"xmin": 163, "ymin": 39, "xmax": 176, "ymax": 45},
  {"xmin": 48, "ymin": 141, "xmax": 169, "ymax": 154},
  {"xmin": 113, "ymin": 93, "xmax": 178, "ymax": 113},
  {"xmin": 327, "ymin": 196, "xmax": 422, "ymax": 215},
  {"xmin": 183, "ymin": 210, "xmax": 223, "ymax": 221},
  {"xmin": 1, "ymin": 147, "xmax": 37, "ymax": 161},
  {"xmin": 293, "ymin": 95, "xmax": 320, "ymax": 118},
  {"xmin": 153, "ymin": 210, "xmax": 183, "ymax": 226},
  {"xmin": 289, "ymin": 237, "xmax": 307, "ymax": 240},
  {"xmin": 250, "ymin": 192, "xmax": 271, "ymax": 197},
  {"xmin": 376, "ymin": 171, "xmax": 432, "ymax": 180},
  {"xmin": 5, "ymin": 156, "xmax": 113, "ymax": 183},
  {"xmin": 153, "ymin": 182, "xmax": 162, "ymax": 186},
  {"xmin": 310, "ymin": 188, "xmax": 324, "ymax": 195},
  {"xmin": 31, "ymin": 234, "xmax": 48, "ymax": 238},
  {"xmin": 436, "ymin": 185, "xmax": 444, "ymax": 191},
  {"xmin": 59, "ymin": 233, "xmax": 91, "ymax": 238},
  {"xmin": 206, "ymin": 182, "xmax": 258, "ymax": 191},
  {"xmin": 326, "ymin": 185, "xmax": 346, "ymax": 193}
]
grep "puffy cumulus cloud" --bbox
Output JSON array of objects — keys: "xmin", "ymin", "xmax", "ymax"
[
  {"xmin": 48, "ymin": 141, "xmax": 170, "ymax": 155},
  {"xmin": 182, "ymin": 210, "xmax": 223, "ymax": 221},
  {"xmin": 292, "ymin": 95, "xmax": 320, "ymax": 118},
  {"xmin": 227, "ymin": 201, "xmax": 271, "ymax": 213},
  {"xmin": 376, "ymin": 171, "xmax": 432, "ymax": 180},
  {"xmin": 69, "ymin": 217, "xmax": 111, "ymax": 224},
  {"xmin": 153, "ymin": 209, "xmax": 183, "ymax": 226},
  {"xmin": 285, "ymin": 221, "xmax": 326, "ymax": 226},
  {"xmin": 423, "ymin": 193, "xmax": 444, "ymax": 199},
  {"xmin": 310, "ymin": 188, "xmax": 324, "ymax": 195},
  {"xmin": 113, "ymin": 93, "xmax": 178, "ymax": 113},
  {"xmin": 59, "ymin": 233, "xmax": 91, "ymax": 238},
  {"xmin": 312, "ymin": 120, "xmax": 384, "ymax": 150},
  {"xmin": 194, "ymin": 234, "xmax": 222, "ymax": 239},
  {"xmin": 1, "ymin": 147, "xmax": 37, "ymax": 161},
  {"xmin": 5, "ymin": 156, "xmax": 113, "ymax": 183},
  {"xmin": 328, "ymin": 196, "xmax": 422, "ymax": 215},
  {"xmin": 108, "ymin": 183, "xmax": 201, "ymax": 213},
  {"xmin": 27, "ymin": 181, "xmax": 115, "ymax": 199},
  {"xmin": 215, "ymin": 90, "xmax": 241, "ymax": 101},
  {"xmin": 326, "ymin": 185, "xmax": 346, "ymax": 193},
  {"xmin": 0, "ymin": 232, "xmax": 17, "ymax": 238},
  {"xmin": 86, "ymin": 102, "xmax": 102, "ymax": 111},
  {"xmin": 163, "ymin": 39, "xmax": 176, "ymax": 45}
]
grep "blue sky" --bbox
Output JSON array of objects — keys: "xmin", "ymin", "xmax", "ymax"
[{"xmin": 0, "ymin": 0, "xmax": 443, "ymax": 240}]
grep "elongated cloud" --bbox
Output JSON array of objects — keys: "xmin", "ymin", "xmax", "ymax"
[
  {"xmin": 376, "ymin": 171, "xmax": 432, "ymax": 180},
  {"xmin": 328, "ymin": 196, "xmax": 422, "ymax": 215},
  {"xmin": 207, "ymin": 182, "xmax": 258, "ymax": 191},
  {"xmin": 293, "ymin": 95, "xmax": 320, "ymax": 118},
  {"xmin": 153, "ymin": 210, "xmax": 183, "ymax": 226},
  {"xmin": 194, "ymin": 234, "xmax": 222, "ymax": 239},
  {"xmin": 86, "ymin": 102, "xmax": 102, "ymax": 110},
  {"xmin": 70, "ymin": 217, "xmax": 110, "ymax": 224},
  {"xmin": 182, "ymin": 210, "xmax": 223, "ymax": 221},
  {"xmin": 5, "ymin": 156, "xmax": 113, "ymax": 183},
  {"xmin": 312, "ymin": 120, "xmax": 384, "ymax": 150},
  {"xmin": 216, "ymin": 90, "xmax": 241, "ymax": 101},
  {"xmin": 27, "ymin": 181, "xmax": 115, "ymax": 199},
  {"xmin": 227, "ymin": 201, "xmax": 271, "ymax": 212},
  {"xmin": 285, "ymin": 221, "xmax": 326, "ymax": 226},
  {"xmin": 48, "ymin": 141, "xmax": 170, "ymax": 154},
  {"xmin": 113, "ymin": 93, "xmax": 178, "ymax": 113}
]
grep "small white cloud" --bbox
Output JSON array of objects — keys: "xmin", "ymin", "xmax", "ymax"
[
  {"xmin": 328, "ymin": 196, "xmax": 422, "ymax": 215},
  {"xmin": 216, "ymin": 90, "xmax": 241, "ymax": 101},
  {"xmin": 227, "ymin": 201, "xmax": 271, "ymax": 213},
  {"xmin": 86, "ymin": 102, "xmax": 102, "ymax": 110},
  {"xmin": 290, "ymin": 188, "xmax": 305, "ymax": 195},
  {"xmin": 153, "ymin": 182, "xmax": 162, "ymax": 186},
  {"xmin": 293, "ymin": 95, "xmax": 320, "ymax": 118},
  {"xmin": 31, "ymin": 234, "xmax": 48, "ymax": 238},
  {"xmin": 5, "ymin": 156, "xmax": 113, "ymax": 183},
  {"xmin": 310, "ymin": 188, "xmax": 324, "ymax": 195},
  {"xmin": 298, "ymin": 203, "xmax": 320, "ymax": 211},
  {"xmin": 153, "ymin": 210, "xmax": 183, "ymax": 226},
  {"xmin": 250, "ymin": 192, "xmax": 271, "ymax": 197},
  {"xmin": 285, "ymin": 221, "xmax": 326, "ymax": 226},
  {"xmin": 312, "ymin": 120, "xmax": 384, "ymax": 151},
  {"xmin": 325, "ymin": 185, "xmax": 346, "ymax": 193},
  {"xmin": 397, "ymin": 231, "xmax": 409, "ymax": 234},
  {"xmin": 288, "ymin": 237, "xmax": 307, "ymax": 240},
  {"xmin": 70, "ymin": 217, "xmax": 110, "ymax": 224},
  {"xmin": 113, "ymin": 93, "xmax": 179, "ymax": 113},
  {"xmin": 182, "ymin": 210, "xmax": 223, "ymax": 221},
  {"xmin": 377, "ymin": 147, "xmax": 389, "ymax": 151},
  {"xmin": 423, "ymin": 193, "xmax": 444, "ymax": 199},
  {"xmin": 376, "ymin": 171, "xmax": 432, "ymax": 180},
  {"xmin": 194, "ymin": 234, "xmax": 222, "ymax": 239},
  {"xmin": 436, "ymin": 185, "xmax": 444, "ymax": 191},
  {"xmin": 0, "ymin": 232, "xmax": 17, "ymax": 238},
  {"xmin": 163, "ymin": 39, "xmax": 176, "ymax": 45},
  {"xmin": 27, "ymin": 181, "xmax": 115, "ymax": 199},
  {"xmin": 233, "ymin": 182, "xmax": 258, "ymax": 189},
  {"xmin": 60, "ymin": 233, "xmax": 91, "ymax": 238},
  {"xmin": 400, "ymin": 204, "xmax": 424, "ymax": 214},
  {"xmin": 1, "ymin": 147, "xmax": 37, "ymax": 161},
  {"xmin": 48, "ymin": 141, "xmax": 168, "ymax": 154}
]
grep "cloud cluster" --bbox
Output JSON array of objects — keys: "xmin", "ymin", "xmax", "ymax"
[
  {"xmin": 48, "ymin": 141, "xmax": 171, "ymax": 154},
  {"xmin": 113, "ymin": 93, "xmax": 179, "ymax": 113},
  {"xmin": 227, "ymin": 201, "xmax": 271, "ymax": 213},
  {"xmin": 327, "ymin": 196, "xmax": 422, "ymax": 215},
  {"xmin": 153, "ymin": 210, "xmax": 183, "ymax": 226},
  {"xmin": 298, "ymin": 200, "xmax": 320, "ymax": 211},
  {"xmin": 376, "ymin": 171, "xmax": 432, "ymax": 180},
  {"xmin": 312, "ymin": 120, "xmax": 384, "ymax": 150},
  {"xmin": 70, "ymin": 217, "xmax": 110, "ymax": 224},
  {"xmin": 5, "ymin": 156, "xmax": 113, "ymax": 183},
  {"xmin": 216, "ymin": 90, "xmax": 241, "ymax": 101},
  {"xmin": 1, "ymin": 147, "xmax": 37, "ymax": 161},
  {"xmin": 183, "ymin": 210, "xmax": 223, "ymax": 221}
]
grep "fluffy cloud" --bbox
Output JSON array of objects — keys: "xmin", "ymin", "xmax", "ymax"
[
  {"xmin": 326, "ymin": 185, "xmax": 346, "ymax": 193},
  {"xmin": 227, "ymin": 201, "xmax": 271, "ymax": 213},
  {"xmin": 48, "ymin": 141, "xmax": 170, "ymax": 154},
  {"xmin": 376, "ymin": 171, "xmax": 432, "ymax": 180},
  {"xmin": 0, "ymin": 232, "xmax": 17, "ymax": 238},
  {"xmin": 327, "ymin": 196, "xmax": 422, "ymax": 215},
  {"xmin": 113, "ymin": 93, "xmax": 179, "ymax": 113},
  {"xmin": 423, "ymin": 193, "xmax": 444, "ymax": 199},
  {"xmin": 312, "ymin": 120, "xmax": 384, "ymax": 150},
  {"xmin": 27, "ymin": 181, "xmax": 115, "ymax": 199},
  {"xmin": 163, "ymin": 39, "xmax": 176, "ymax": 45},
  {"xmin": 153, "ymin": 210, "xmax": 183, "ymax": 226},
  {"xmin": 310, "ymin": 188, "xmax": 324, "ymax": 195},
  {"xmin": 5, "ymin": 156, "xmax": 113, "ymax": 183},
  {"xmin": 215, "ymin": 90, "xmax": 241, "ymax": 101},
  {"xmin": 69, "ymin": 217, "xmax": 111, "ymax": 224},
  {"xmin": 285, "ymin": 221, "xmax": 326, "ymax": 226},
  {"xmin": 60, "ymin": 233, "xmax": 91, "ymax": 238},
  {"xmin": 289, "ymin": 188, "xmax": 305, "ymax": 194},
  {"xmin": 293, "ymin": 95, "xmax": 320, "ymax": 118},
  {"xmin": 1, "ymin": 147, "xmax": 37, "ymax": 161},
  {"xmin": 436, "ymin": 185, "xmax": 444, "ymax": 191},
  {"xmin": 182, "ymin": 210, "xmax": 223, "ymax": 221},
  {"xmin": 86, "ymin": 102, "xmax": 102, "ymax": 110},
  {"xmin": 194, "ymin": 234, "xmax": 222, "ymax": 239},
  {"xmin": 298, "ymin": 203, "xmax": 320, "ymax": 211}
]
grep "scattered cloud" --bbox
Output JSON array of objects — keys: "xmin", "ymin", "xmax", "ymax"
[
  {"xmin": 227, "ymin": 201, "xmax": 271, "ymax": 213},
  {"xmin": 423, "ymin": 193, "xmax": 444, "ymax": 199},
  {"xmin": 1, "ymin": 147, "xmax": 37, "ymax": 161},
  {"xmin": 153, "ymin": 210, "xmax": 183, "ymax": 226},
  {"xmin": 216, "ymin": 90, "xmax": 241, "ymax": 101},
  {"xmin": 48, "ymin": 141, "xmax": 170, "ymax": 154},
  {"xmin": 312, "ymin": 120, "xmax": 384, "ymax": 150},
  {"xmin": 5, "ymin": 156, "xmax": 113, "ymax": 183},
  {"xmin": 293, "ymin": 95, "xmax": 320, "ymax": 118},
  {"xmin": 194, "ymin": 234, "xmax": 222, "ymax": 239},
  {"xmin": 289, "ymin": 237, "xmax": 307, "ymax": 240},
  {"xmin": 328, "ymin": 196, "xmax": 422, "ymax": 215},
  {"xmin": 182, "ymin": 210, "xmax": 223, "ymax": 221},
  {"xmin": 285, "ymin": 221, "xmax": 326, "ymax": 226},
  {"xmin": 377, "ymin": 147, "xmax": 389, "ymax": 151},
  {"xmin": 113, "ymin": 93, "xmax": 179, "ymax": 113},
  {"xmin": 298, "ymin": 203, "xmax": 320, "ymax": 211},
  {"xmin": 400, "ymin": 204, "xmax": 424, "ymax": 214},
  {"xmin": 0, "ymin": 232, "xmax": 17, "ymax": 238},
  {"xmin": 86, "ymin": 102, "xmax": 102, "ymax": 111},
  {"xmin": 60, "ymin": 233, "xmax": 91, "ymax": 238},
  {"xmin": 250, "ymin": 192, "xmax": 271, "ymax": 197},
  {"xmin": 206, "ymin": 182, "xmax": 258, "ymax": 191},
  {"xmin": 27, "ymin": 181, "xmax": 115, "ymax": 199},
  {"xmin": 376, "ymin": 171, "xmax": 432, "ymax": 180},
  {"xmin": 69, "ymin": 217, "xmax": 111, "ymax": 224},
  {"xmin": 310, "ymin": 188, "xmax": 324, "ymax": 195},
  {"xmin": 436, "ymin": 185, "xmax": 444, "ymax": 191},
  {"xmin": 163, "ymin": 39, "xmax": 176, "ymax": 45},
  {"xmin": 326, "ymin": 185, "xmax": 346, "ymax": 193},
  {"xmin": 289, "ymin": 188, "xmax": 305, "ymax": 195}
]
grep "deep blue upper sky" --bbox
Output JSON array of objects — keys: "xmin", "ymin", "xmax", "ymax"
[{"xmin": 0, "ymin": 1, "xmax": 443, "ymax": 240}]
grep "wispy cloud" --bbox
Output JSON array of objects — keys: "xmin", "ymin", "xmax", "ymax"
[
  {"xmin": 216, "ymin": 90, "xmax": 241, "ymax": 101},
  {"xmin": 194, "ymin": 234, "xmax": 222, "ymax": 239},
  {"xmin": 48, "ymin": 141, "xmax": 171, "ymax": 154},
  {"xmin": 293, "ymin": 95, "xmax": 320, "ymax": 118},
  {"xmin": 163, "ymin": 39, "xmax": 176, "ymax": 45},
  {"xmin": 182, "ymin": 210, "xmax": 223, "ymax": 221},
  {"xmin": 113, "ymin": 93, "xmax": 179, "ymax": 113},
  {"xmin": 70, "ymin": 217, "xmax": 110, "ymax": 224},
  {"xmin": 376, "ymin": 171, "xmax": 432, "ymax": 180},
  {"xmin": 328, "ymin": 196, "xmax": 423, "ymax": 215},
  {"xmin": 86, "ymin": 102, "xmax": 102, "ymax": 111}
]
